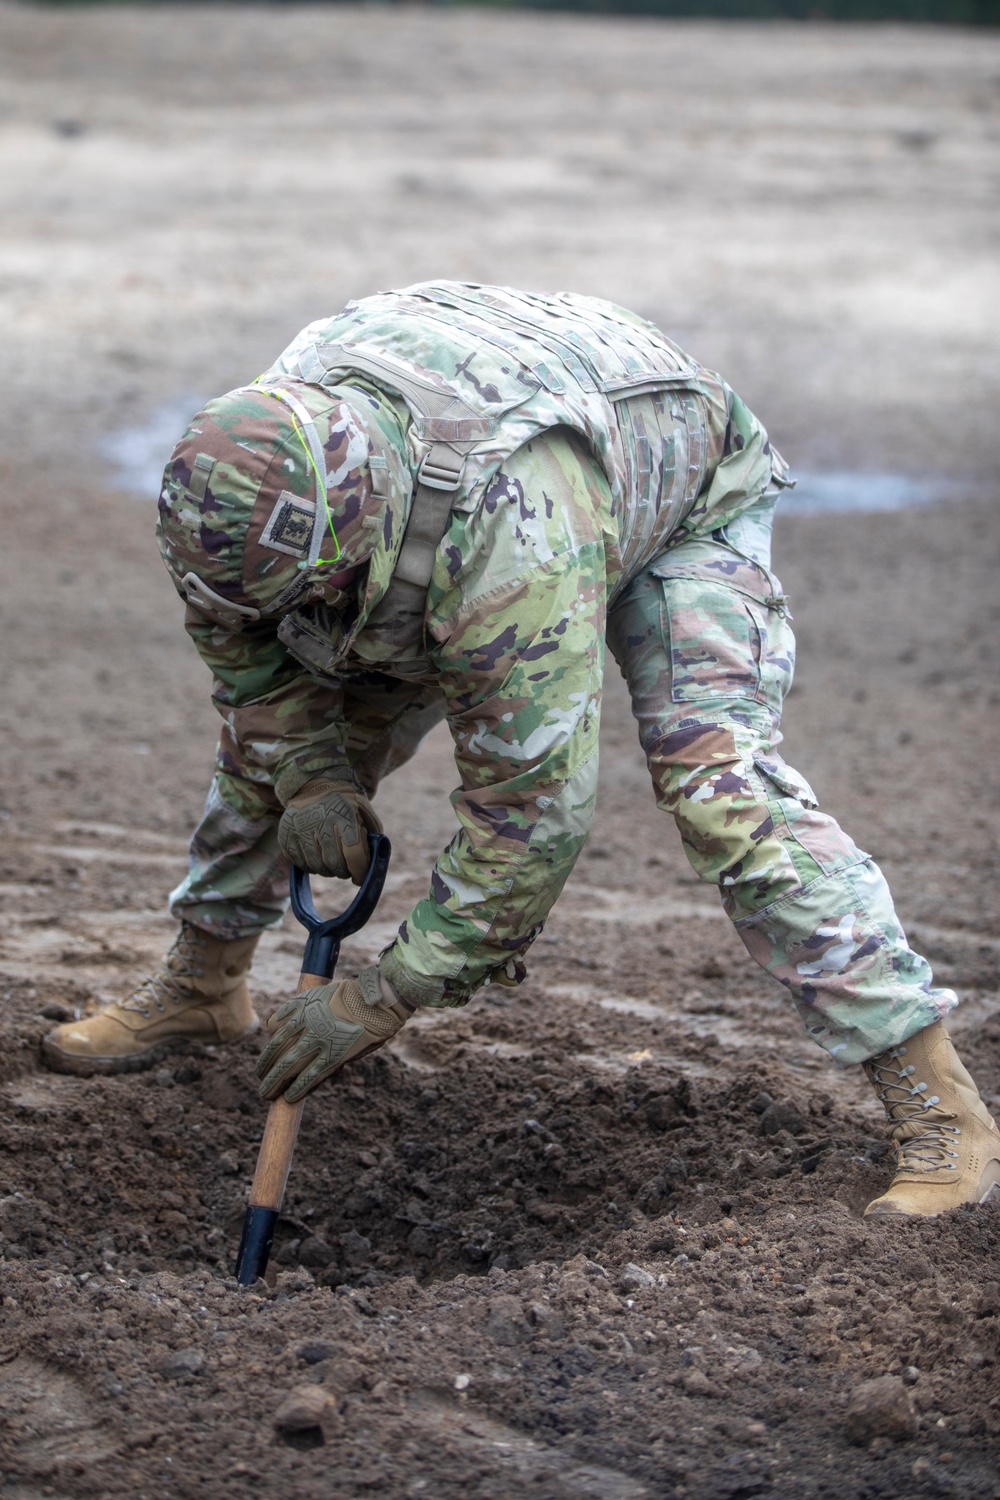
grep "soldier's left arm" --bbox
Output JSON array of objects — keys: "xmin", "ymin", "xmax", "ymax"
[{"xmin": 380, "ymin": 447, "xmax": 611, "ymax": 1009}]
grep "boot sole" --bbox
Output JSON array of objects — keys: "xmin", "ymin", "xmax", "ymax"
[{"xmin": 40, "ymin": 1018, "xmax": 260, "ymax": 1078}]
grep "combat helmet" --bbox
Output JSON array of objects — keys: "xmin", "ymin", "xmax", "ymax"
[{"xmin": 157, "ymin": 377, "xmax": 405, "ymax": 630}]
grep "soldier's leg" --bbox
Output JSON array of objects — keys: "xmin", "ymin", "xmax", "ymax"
[
  {"xmin": 608, "ymin": 496, "xmax": 954, "ymax": 1064},
  {"xmin": 41, "ymin": 765, "xmax": 283, "ymax": 1075},
  {"xmin": 608, "ymin": 496, "xmax": 1000, "ymax": 1215},
  {"xmin": 339, "ymin": 671, "xmax": 447, "ymax": 795},
  {"xmin": 42, "ymin": 671, "xmax": 447, "ymax": 1076},
  {"xmin": 170, "ymin": 669, "xmax": 444, "ymax": 937},
  {"xmin": 169, "ymin": 771, "xmax": 289, "ymax": 940}
]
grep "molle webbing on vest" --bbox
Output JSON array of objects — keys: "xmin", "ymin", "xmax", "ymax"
[
  {"xmin": 614, "ymin": 388, "xmax": 710, "ymax": 586},
  {"xmin": 270, "ymin": 282, "xmax": 722, "ymax": 664}
]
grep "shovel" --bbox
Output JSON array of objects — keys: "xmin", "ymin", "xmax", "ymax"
[{"xmin": 234, "ymin": 831, "xmax": 392, "ymax": 1287}]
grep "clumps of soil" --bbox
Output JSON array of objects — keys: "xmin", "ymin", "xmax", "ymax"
[
  {"xmin": 2, "ymin": 1200, "xmax": 999, "ymax": 1498},
  {"xmin": 2, "ymin": 964, "xmax": 1000, "ymax": 1498},
  {"xmin": 0, "ymin": 993, "xmax": 869, "ymax": 1291}
]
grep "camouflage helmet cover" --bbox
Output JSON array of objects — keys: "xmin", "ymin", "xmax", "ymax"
[{"xmin": 156, "ymin": 379, "xmax": 403, "ymax": 625}]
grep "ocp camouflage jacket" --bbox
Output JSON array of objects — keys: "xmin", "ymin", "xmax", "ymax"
[{"xmin": 179, "ymin": 282, "xmax": 785, "ymax": 1004}]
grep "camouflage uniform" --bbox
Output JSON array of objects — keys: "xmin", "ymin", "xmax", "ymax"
[{"xmin": 160, "ymin": 283, "xmax": 955, "ymax": 1066}]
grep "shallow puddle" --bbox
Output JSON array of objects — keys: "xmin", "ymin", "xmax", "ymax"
[
  {"xmin": 98, "ymin": 396, "xmax": 206, "ymax": 496},
  {"xmin": 783, "ymin": 469, "xmax": 961, "ymax": 514},
  {"xmin": 100, "ymin": 401, "xmax": 967, "ymax": 520}
]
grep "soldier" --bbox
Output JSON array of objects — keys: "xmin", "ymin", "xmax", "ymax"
[{"xmin": 42, "ymin": 282, "xmax": 999, "ymax": 1219}]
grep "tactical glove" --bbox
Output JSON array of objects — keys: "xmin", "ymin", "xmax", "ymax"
[
  {"xmin": 277, "ymin": 777, "xmax": 382, "ymax": 884},
  {"xmin": 256, "ymin": 966, "xmax": 414, "ymax": 1103}
]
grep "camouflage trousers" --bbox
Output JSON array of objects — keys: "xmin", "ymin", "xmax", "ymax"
[
  {"xmin": 604, "ymin": 494, "xmax": 955, "ymax": 1064},
  {"xmin": 170, "ymin": 673, "xmax": 445, "ymax": 939},
  {"xmin": 171, "ymin": 503, "xmax": 955, "ymax": 1068}
]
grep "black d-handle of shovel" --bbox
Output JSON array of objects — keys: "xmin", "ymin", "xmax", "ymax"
[
  {"xmin": 290, "ymin": 831, "xmax": 393, "ymax": 981},
  {"xmin": 235, "ymin": 831, "xmax": 392, "ymax": 1287}
]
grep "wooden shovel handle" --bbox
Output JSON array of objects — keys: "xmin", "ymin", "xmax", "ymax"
[{"xmin": 246, "ymin": 968, "xmax": 328, "ymax": 1211}]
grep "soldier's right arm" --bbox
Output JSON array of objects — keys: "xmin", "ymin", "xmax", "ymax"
[
  {"xmin": 182, "ymin": 606, "xmax": 354, "ymax": 819},
  {"xmin": 378, "ymin": 429, "xmax": 613, "ymax": 1011}
]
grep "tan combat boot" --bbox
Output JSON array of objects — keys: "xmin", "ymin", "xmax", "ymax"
[
  {"xmin": 41, "ymin": 924, "xmax": 261, "ymax": 1076},
  {"xmin": 863, "ymin": 1020, "xmax": 1000, "ymax": 1218}
]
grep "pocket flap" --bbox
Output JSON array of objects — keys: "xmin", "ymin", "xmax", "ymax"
[
  {"xmin": 650, "ymin": 548, "xmax": 773, "ymax": 605},
  {"xmin": 752, "ymin": 753, "xmax": 819, "ymax": 809},
  {"xmin": 278, "ymin": 605, "xmax": 350, "ymax": 680}
]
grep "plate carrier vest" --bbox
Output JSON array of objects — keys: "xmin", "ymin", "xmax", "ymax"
[{"xmin": 269, "ymin": 281, "xmax": 721, "ymax": 674}]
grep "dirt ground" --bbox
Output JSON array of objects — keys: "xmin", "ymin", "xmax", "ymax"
[{"xmin": 1, "ymin": 4, "xmax": 1000, "ymax": 1497}]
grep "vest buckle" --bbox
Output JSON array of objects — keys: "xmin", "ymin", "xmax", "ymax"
[{"xmin": 417, "ymin": 449, "xmax": 464, "ymax": 491}]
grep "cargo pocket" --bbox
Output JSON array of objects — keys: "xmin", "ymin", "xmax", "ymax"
[
  {"xmin": 751, "ymin": 753, "xmax": 870, "ymax": 877},
  {"xmin": 752, "ymin": 753, "xmax": 819, "ymax": 808},
  {"xmin": 658, "ymin": 574, "xmax": 766, "ymax": 704}
]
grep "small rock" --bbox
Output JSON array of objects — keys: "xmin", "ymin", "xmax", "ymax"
[
  {"xmin": 275, "ymin": 1268, "xmax": 314, "ymax": 1294},
  {"xmin": 750, "ymin": 1090, "xmax": 773, "ymax": 1115},
  {"xmin": 902, "ymin": 1365, "xmax": 920, "ymax": 1386},
  {"xmin": 298, "ymin": 1339, "xmax": 337, "ymax": 1366},
  {"xmin": 273, "ymin": 1385, "xmax": 335, "ymax": 1439},
  {"xmin": 911, "ymin": 1457, "xmax": 931, "ymax": 1479},
  {"xmin": 844, "ymin": 1376, "xmax": 917, "ymax": 1446},
  {"xmin": 760, "ymin": 1098, "xmax": 807, "ymax": 1137},
  {"xmin": 40, "ymin": 1002, "xmax": 74, "ymax": 1022},
  {"xmin": 453, "ymin": 1373, "xmax": 471, "ymax": 1391},
  {"xmin": 976, "ymin": 1282, "xmax": 1000, "ymax": 1316},
  {"xmin": 642, "ymin": 1095, "xmax": 679, "ymax": 1131},
  {"xmin": 217, "ymin": 1152, "xmax": 239, "ymax": 1175},
  {"xmin": 161, "ymin": 1348, "xmax": 204, "ymax": 1379},
  {"xmin": 299, "ymin": 1237, "xmax": 334, "ymax": 1269},
  {"xmin": 406, "ymin": 1226, "xmax": 436, "ymax": 1258},
  {"xmin": 487, "ymin": 1294, "xmax": 527, "ymax": 1347},
  {"xmin": 620, "ymin": 1263, "xmax": 656, "ymax": 1292},
  {"xmin": 682, "ymin": 1368, "xmax": 714, "ymax": 1398},
  {"xmin": 728, "ymin": 1346, "xmax": 763, "ymax": 1377},
  {"xmin": 340, "ymin": 1230, "xmax": 372, "ymax": 1266},
  {"xmin": 154, "ymin": 1068, "xmax": 175, "ymax": 1089},
  {"xmin": 526, "ymin": 1301, "xmax": 565, "ymax": 1339}
]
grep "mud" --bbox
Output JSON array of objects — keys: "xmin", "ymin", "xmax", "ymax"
[{"xmin": 2, "ymin": 5, "xmax": 1000, "ymax": 1497}]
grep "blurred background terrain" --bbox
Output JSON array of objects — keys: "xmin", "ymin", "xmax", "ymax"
[{"xmin": 0, "ymin": 5, "xmax": 999, "ymax": 1497}]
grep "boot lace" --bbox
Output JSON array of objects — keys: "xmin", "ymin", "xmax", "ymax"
[
  {"xmin": 120, "ymin": 926, "xmax": 207, "ymax": 1018},
  {"xmin": 866, "ymin": 1044, "xmax": 961, "ymax": 1175}
]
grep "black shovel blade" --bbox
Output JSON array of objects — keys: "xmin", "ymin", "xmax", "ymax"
[{"xmin": 235, "ymin": 1205, "xmax": 279, "ymax": 1288}]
